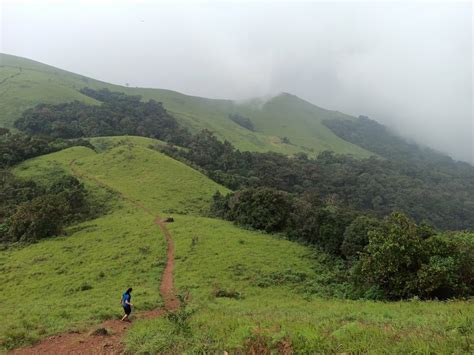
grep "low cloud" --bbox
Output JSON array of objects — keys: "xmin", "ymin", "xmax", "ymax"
[{"xmin": 3, "ymin": 1, "xmax": 473, "ymax": 162}]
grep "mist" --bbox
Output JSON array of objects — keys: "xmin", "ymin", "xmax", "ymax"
[{"xmin": 2, "ymin": 0, "xmax": 472, "ymax": 163}]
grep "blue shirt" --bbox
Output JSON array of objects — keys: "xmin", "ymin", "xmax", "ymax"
[{"xmin": 122, "ymin": 292, "xmax": 131, "ymax": 306}]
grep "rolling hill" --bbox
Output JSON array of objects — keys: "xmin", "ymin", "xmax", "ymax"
[
  {"xmin": 0, "ymin": 53, "xmax": 372, "ymax": 158},
  {"xmin": 2, "ymin": 136, "xmax": 472, "ymax": 352}
]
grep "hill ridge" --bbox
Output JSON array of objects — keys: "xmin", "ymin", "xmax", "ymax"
[{"xmin": 0, "ymin": 52, "xmax": 373, "ymax": 158}]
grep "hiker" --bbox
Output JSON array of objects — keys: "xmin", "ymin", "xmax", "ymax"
[{"xmin": 120, "ymin": 287, "xmax": 134, "ymax": 321}]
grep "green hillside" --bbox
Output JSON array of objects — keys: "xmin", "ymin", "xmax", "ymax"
[
  {"xmin": 2, "ymin": 137, "xmax": 472, "ymax": 352},
  {"xmin": 2, "ymin": 146, "xmax": 168, "ymax": 349},
  {"xmin": 128, "ymin": 215, "xmax": 474, "ymax": 353},
  {"xmin": 0, "ymin": 53, "xmax": 372, "ymax": 158}
]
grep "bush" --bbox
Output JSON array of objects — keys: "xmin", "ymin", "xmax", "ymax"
[
  {"xmin": 315, "ymin": 207, "xmax": 356, "ymax": 255},
  {"xmin": 1, "ymin": 174, "xmax": 93, "ymax": 244},
  {"xmin": 417, "ymin": 233, "xmax": 474, "ymax": 298},
  {"xmin": 353, "ymin": 213, "xmax": 474, "ymax": 299},
  {"xmin": 341, "ymin": 216, "xmax": 382, "ymax": 260},
  {"xmin": 229, "ymin": 113, "xmax": 255, "ymax": 131},
  {"xmin": 7, "ymin": 195, "xmax": 67, "ymax": 243},
  {"xmin": 212, "ymin": 288, "xmax": 242, "ymax": 299},
  {"xmin": 215, "ymin": 188, "xmax": 294, "ymax": 233}
]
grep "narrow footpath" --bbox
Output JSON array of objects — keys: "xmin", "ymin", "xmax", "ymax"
[{"xmin": 11, "ymin": 161, "xmax": 178, "ymax": 354}]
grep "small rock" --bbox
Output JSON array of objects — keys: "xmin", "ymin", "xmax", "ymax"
[{"xmin": 90, "ymin": 327, "xmax": 109, "ymax": 336}]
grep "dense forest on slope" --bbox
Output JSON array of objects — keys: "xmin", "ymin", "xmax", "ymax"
[
  {"xmin": 323, "ymin": 115, "xmax": 473, "ymax": 172},
  {"xmin": 14, "ymin": 89, "xmax": 474, "ymax": 230},
  {"xmin": 163, "ymin": 130, "xmax": 474, "ymax": 230},
  {"xmin": 15, "ymin": 88, "xmax": 191, "ymax": 146},
  {"xmin": 0, "ymin": 170, "xmax": 95, "ymax": 243},
  {"xmin": 211, "ymin": 188, "xmax": 473, "ymax": 300},
  {"xmin": 0, "ymin": 128, "xmax": 92, "ymax": 168},
  {"xmin": 0, "ymin": 129, "xmax": 102, "ymax": 244},
  {"xmin": 4, "ymin": 88, "xmax": 474, "ymax": 301}
]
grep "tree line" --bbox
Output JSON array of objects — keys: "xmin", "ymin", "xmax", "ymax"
[
  {"xmin": 9, "ymin": 88, "xmax": 474, "ymax": 299},
  {"xmin": 0, "ymin": 129, "xmax": 101, "ymax": 245},
  {"xmin": 0, "ymin": 171, "xmax": 97, "ymax": 244},
  {"xmin": 162, "ymin": 129, "xmax": 474, "ymax": 231},
  {"xmin": 15, "ymin": 88, "xmax": 191, "ymax": 146},
  {"xmin": 0, "ymin": 128, "xmax": 92, "ymax": 168},
  {"xmin": 210, "ymin": 187, "xmax": 473, "ymax": 300}
]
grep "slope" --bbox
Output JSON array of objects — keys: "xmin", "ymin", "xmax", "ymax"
[
  {"xmin": 2, "ymin": 137, "xmax": 227, "ymax": 350},
  {"xmin": 127, "ymin": 216, "xmax": 474, "ymax": 353},
  {"xmin": 2, "ymin": 146, "xmax": 167, "ymax": 350},
  {"xmin": 0, "ymin": 53, "xmax": 372, "ymax": 158},
  {"xmin": 3, "ymin": 136, "xmax": 470, "ymax": 352}
]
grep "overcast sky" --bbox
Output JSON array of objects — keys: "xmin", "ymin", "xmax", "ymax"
[{"xmin": 1, "ymin": 0, "xmax": 473, "ymax": 163}]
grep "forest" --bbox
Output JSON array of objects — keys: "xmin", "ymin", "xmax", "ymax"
[
  {"xmin": 13, "ymin": 89, "xmax": 474, "ymax": 232},
  {"xmin": 0, "ymin": 171, "xmax": 95, "ymax": 243},
  {"xmin": 0, "ymin": 128, "xmax": 92, "ymax": 168},
  {"xmin": 163, "ymin": 129, "xmax": 474, "ymax": 231},
  {"xmin": 15, "ymin": 88, "xmax": 191, "ymax": 146},
  {"xmin": 9, "ymin": 88, "xmax": 474, "ymax": 300},
  {"xmin": 210, "ymin": 187, "xmax": 473, "ymax": 299}
]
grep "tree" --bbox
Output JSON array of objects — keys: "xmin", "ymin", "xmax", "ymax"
[
  {"xmin": 353, "ymin": 213, "xmax": 473, "ymax": 299},
  {"xmin": 341, "ymin": 216, "xmax": 382, "ymax": 260},
  {"xmin": 357, "ymin": 212, "xmax": 424, "ymax": 299},
  {"xmin": 226, "ymin": 188, "xmax": 294, "ymax": 233},
  {"xmin": 7, "ymin": 195, "xmax": 68, "ymax": 243}
]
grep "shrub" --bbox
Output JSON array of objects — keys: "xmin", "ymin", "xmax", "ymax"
[
  {"xmin": 341, "ymin": 216, "xmax": 382, "ymax": 260},
  {"xmin": 355, "ymin": 212, "xmax": 425, "ymax": 299},
  {"xmin": 222, "ymin": 188, "xmax": 294, "ymax": 233},
  {"xmin": 354, "ymin": 213, "xmax": 474, "ymax": 299},
  {"xmin": 417, "ymin": 233, "xmax": 474, "ymax": 298},
  {"xmin": 212, "ymin": 288, "xmax": 242, "ymax": 299},
  {"xmin": 7, "ymin": 195, "xmax": 67, "ymax": 243},
  {"xmin": 229, "ymin": 113, "xmax": 255, "ymax": 131},
  {"xmin": 1, "ymin": 174, "xmax": 94, "ymax": 244}
]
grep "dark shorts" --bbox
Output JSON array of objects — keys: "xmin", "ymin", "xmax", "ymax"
[{"xmin": 123, "ymin": 305, "xmax": 131, "ymax": 315}]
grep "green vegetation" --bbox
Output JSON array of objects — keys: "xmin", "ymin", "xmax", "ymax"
[
  {"xmin": 1, "ymin": 137, "xmax": 472, "ymax": 352},
  {"xmin": 125, "ymin": 214, "xmax": 474, "ymax": 353},
  {"xmin": 354, "ymin": 214, "xmax": 473, "ymax": 300},
  {"xmin": 0, "ymin": 202, "xmax": 166, "ymax": 349},
  {"xmin": 0, "ymin": 131, "xmax": 98, "ymax": 244},
  {"xmin": 1, "ymin": 145, "xmax": 167, "ymax": 349},
  {"xmin": 212, "ymin": 188, "xmax": 474, "ymax": 299},
  {"xmin": 166, "ymin": 130, "xmax": 474, "ymax": 230},
  {"xmin": 1, "ymin": 173, "xmax": 92, "ymax": 243},
  {"xmin": 0, "ymin": 53, "xmax": 372, "ymax": 157},
  {"xmin": 16, "ymin": 88, "xmax": 191, "ymax": 145},
  {"xmin": 75, "ymin": 144, "xmax": 229, "ymax": 215},
  {"xmin": 1, "ymin": 53, "xmax": 473, "ymax": 352},
  {"xmin": 228, "ymin": 113, "xmax": 255, "ymax": 131},
  {"xmin": 89, "ymin": 135, "xmax": 167, "ymax": 152},
  {"xmin": 0, "ymin": 128, "xmax": 92, "ymax": 168}
]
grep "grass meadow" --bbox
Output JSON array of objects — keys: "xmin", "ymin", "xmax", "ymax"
[
  {"xmin": 125, "ymin": 214, "xmax": 473, "ymax": 354},
  {"xmin": 2, "ymin": 136, "xmax": 472, "ymax": 352},
  {"xmin": 1, "ymin": 53, "xmax": 372, "ymax": 158}
]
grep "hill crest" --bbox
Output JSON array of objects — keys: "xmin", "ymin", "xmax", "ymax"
[{"xmin": 0, "ymin": 52, "xmax": 373, "ymax": 158}]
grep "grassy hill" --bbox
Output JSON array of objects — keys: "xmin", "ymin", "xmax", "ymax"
[
  {"xmin": 2, "ymin": 137, "xmax": 471, "ymax": 352},
  {"xmin": 128, "ymin": 215, "xmax": 474, "ymax": 353},
  {"xmin": 0, "ymin": 53, "xmax": 372, "ymax": 158},
  {"xmin": 2, "ymin": 146, "xmax": 167, "ymax": 349}
]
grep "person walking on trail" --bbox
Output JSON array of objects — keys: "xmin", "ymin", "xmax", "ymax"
[{"xmin": 121, "ymin": 287, "xmax": 134, "ymax": 321}]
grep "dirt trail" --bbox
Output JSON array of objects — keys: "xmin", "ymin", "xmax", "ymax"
[{"xmin": 11, "ymin": 161, "xmax": 178, "ymax": 354}]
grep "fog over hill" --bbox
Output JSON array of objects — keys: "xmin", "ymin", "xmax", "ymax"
[{"xmin": 2, "ymin": 0, "xmax": 472, "ymax": 163}]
